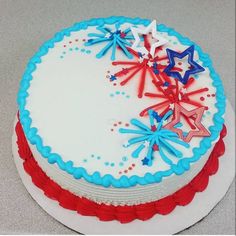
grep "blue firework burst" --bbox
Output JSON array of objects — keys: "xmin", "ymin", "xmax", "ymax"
[
  {"xmin": 119, "ymin": 110, "xmax": 189, "ymax": 166},
  {"xmin": 85, "ymin": 24, "xmax": 134, "ymax": 60}
]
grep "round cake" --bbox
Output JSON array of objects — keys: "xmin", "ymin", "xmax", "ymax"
[{"xmin": 16, "ymin": 16, "xmax": 226, "ymax": 223}]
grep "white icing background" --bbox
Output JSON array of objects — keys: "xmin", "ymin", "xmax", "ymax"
[
  {"xmin": 26, "ymin": 24, "xmax": 217, "ymax": 178},
  {"xmin": 0, "ymin": 0, "xmax": 235, "ymax": 234}
]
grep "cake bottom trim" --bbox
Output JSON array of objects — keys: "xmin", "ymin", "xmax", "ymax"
[{"xmin": 15, "ymin": 118, "xmax": 227, "ymax": 223}]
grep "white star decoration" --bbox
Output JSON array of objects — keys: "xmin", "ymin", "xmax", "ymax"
[{"xmin": 131, "ymin": 20, "xmax": 168, "ymax": 58}]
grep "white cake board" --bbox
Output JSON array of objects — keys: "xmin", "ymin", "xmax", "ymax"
[{"xmin": 12, "ymin": 101, "xmax": 235, "ymax": 235}]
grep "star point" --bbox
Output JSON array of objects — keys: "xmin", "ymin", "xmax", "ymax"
[
  {"xmin": 164, "ymin": 45, "xmax": 205, "ymax": 84},
  {"xmin": 131, "ymin": 20, "xmax": 168, "ymax": 58},
  {"xmin": 164, "ymin": 104, "xmax": 210, "ymax": 142}
]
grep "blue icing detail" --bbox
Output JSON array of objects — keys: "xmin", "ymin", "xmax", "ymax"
[
  {"xmin": 85, "ymin": 23, "xmax": 134, "ymax": 60},
  {"xmin": 17, "ymin": 16, "xmax": 225, "ymax": 188}
]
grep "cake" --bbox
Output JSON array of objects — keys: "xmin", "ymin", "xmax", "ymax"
[{"xmin": 16, "ymin": 16, "xmax": 227, "ymax": 223}]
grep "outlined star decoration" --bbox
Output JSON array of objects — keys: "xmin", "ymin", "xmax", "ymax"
[
  {"xmin": 164, "ymin": 103, "xmax": 210, "ymax": 142},
  {"xmin": 131, "ymin": 20, "xmax": 168, "ymax": 58},
  {"xmin": 164, "ymin": 45, "xmax": 205, "ymax": 84}
]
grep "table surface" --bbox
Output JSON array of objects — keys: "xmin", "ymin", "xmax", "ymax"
[{"xmin": 0, "ymin": 0, "xmax": 235, "ymax": 234}]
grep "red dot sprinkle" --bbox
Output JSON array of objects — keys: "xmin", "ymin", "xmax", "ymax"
[
  {"xmin": 114, "ymin": 124, "xmax": 117, "ymax": 127},
  {"xmin": 107, "ymin": 70, "xmax": 110, "ymax": 73},
  {"xmin": 200, "ymin": 97, "xmax": 205, "ymax": 101},
  {"xmin": 69, "ymin": 41, "xmax": 72, "ymax": 44},
  {"xmin": 205, "ymin": 106, "xmax": 209, "ymax": 110},
  {"xmin": 207, "ymin": 94, "xmax": 210, "ymax": 97},
  {"xmin": 132, "ymin": 163, "xmax": 135, "ymax": 167},
  {"xmin": 111, "ymin": 129, "xmax": 114, "ymax": 132},
  {"xmin": 211, "ymin": 94, "xmax": 215, "ymax": 97},
  {"xmin": 75, "ymin": 39, "xmax": 78, "ymax": 42},
  {"xmin": 128, "ymin": 167, "xmax": 132, "ymax": 170},
  {"xmin": 178, "ymin": 62, "xmax": 182, "ymax": 65},
  {"xmin": 118, "ymin": 121, "xmax": 122, "ymax": 125},
  {"xmin": 119, "ymin": 171, "xmax": 122, "ymax": 174},
  {"xmin": 124, "ymin": 170, "xmax": 128, "ymax": 173},
  {"xmin": 63, "ymin": 45, "xmax": 66, "ymax": 47},
  {"xmin": 82, "ymin": 39, "xmax": 86, "ymax": 42},
  {"xmin": 113, "ymin": 83, "xmax": 117, "ymax": 86}
]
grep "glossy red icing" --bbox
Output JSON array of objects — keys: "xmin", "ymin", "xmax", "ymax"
[{"xmin": 15, "ymin": 117, "xmax": 226, "ymax": 223}]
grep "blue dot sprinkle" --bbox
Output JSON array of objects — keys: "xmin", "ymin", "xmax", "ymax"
[
  {"xmin": 83, "ymin": 159, "xmax": 87, "ymax": 163},
  {"xmin": 69, "ymin": 48, "xmax": 73, "ymax": 51},
  {"xmin": 116, "ymin": 91, "xmax": 120, "ymax": 95},
  {"xmin": 110, "ymin": 93, "xmax": 114, "ymax": 97},
  {"xmin": 60, "ymin": 56, "xmax": 63, "ymax": 59},
  {"xmin": 110, "ymin": 163, "xmax": 115, "ymax": 167},
  {"xmin": 122, "ymin": 156, "xmax": 128, "ymax": 162},
  {"xmin": 97, "ymin": 156, "xmax": 101, "ymax": 160},
  {"xmin": 121, "ymin": 91, "xmax": 125, "ymax": 95},
  {"xmin": 119, "ymin": 162, "xmax": 124, "ymax": 167},
  {"xmin": 126, "ymin": 95, "xmax": 130, "ymax": 99},
  {"xmin": 86, "ymin": 50, "xmax": 91, "ymax": 54},
  {"xmin": 81, "ymin": 48, "xmax": 85, "ymax": 52},
  {"xmin": 91, "ymin": 154, "xmax": 94, "ymax": 158},
  {"xmin": 62, "ymin": 51, "xmax": 66, "ymax": 54},
  {"xmin": 105, "ymin": 162, "xmax": 109, "ymax": 166},
  {"xmin": 75, "ymin": 47, "xmax": 79, "ymax": 50}
]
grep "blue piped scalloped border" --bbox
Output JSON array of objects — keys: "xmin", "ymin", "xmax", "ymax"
[{"xmin": 17, "ymin": 16, "xmax": 226, "ymax": 188}]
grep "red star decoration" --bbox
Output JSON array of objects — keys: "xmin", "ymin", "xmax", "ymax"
[{"xmin": 164, "ymin": 104, "xmax": 210, "ymax": 142}]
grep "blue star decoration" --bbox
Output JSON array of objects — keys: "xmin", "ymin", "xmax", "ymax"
[
  {"xmin": 164, "ymin": 45, "xmax": 205, "ymax": 84},
  {"xmin": 119, "ymin": 110, "xmax": 190, "ymax": 166},
  {"xmin": 84, "ymin": 24, "xmax": 134, "ymax": 61}
]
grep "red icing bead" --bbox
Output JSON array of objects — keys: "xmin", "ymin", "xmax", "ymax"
[
  {"xmin": 152, "ymin": 144, "xmax": 159, "ymax": 151},
  {"xmin": 200, "ymin": 97, "xmax": 205, "ymax": 101}
]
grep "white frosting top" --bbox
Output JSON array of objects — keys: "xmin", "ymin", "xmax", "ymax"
[{"xmin": 25, "ymin": 22, "xmax": 217, "ymax": 180}]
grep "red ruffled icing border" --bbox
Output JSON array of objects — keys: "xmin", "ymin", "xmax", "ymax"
[{"xmin": 15, "ymin": 118, "xmax": 227, "ymax": 223}]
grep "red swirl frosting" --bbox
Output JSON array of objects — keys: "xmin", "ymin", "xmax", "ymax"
[{"xmin": 15, "ymin": 117, "xmax": 227, "ymax": 223}]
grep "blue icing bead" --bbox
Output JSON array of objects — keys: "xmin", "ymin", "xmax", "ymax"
[{"xmin": 48, "ymin": 153, "xmax": 60, "ymax": 164}]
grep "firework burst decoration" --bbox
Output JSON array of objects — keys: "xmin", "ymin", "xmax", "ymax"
[
  {"xmin": 85, "ymin": 24, "xmax": 134, "ymax": 60},
  {"xmin": 119, "ymin": 109, "xmax": 189, "ymax": 166}
]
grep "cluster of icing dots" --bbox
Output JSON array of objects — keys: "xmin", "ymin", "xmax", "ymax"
[
  {"xmin": 110, "ymin": 121, "xmax": 129, "ymax": 132},
  {"xmin": 200, "ymin": 93, "xmax": 216, "ymax": 102},
  {"xmin": 82, "ymin": 154, "xmax": 101, "ymax": 163},
  {"xmin": 59, "ymin": 39, "xmax": 91, "ymax": 59},
  {"xmin": 104, "ymin": 161, "xmax": 115, "ymax": 167},
  {"xmin": 118, "ymin": 163, "xmax": 136, "ymax": 175},
  {"xmin": 109, "ymin": 91, "xmax": 130, "ymax": 99}
]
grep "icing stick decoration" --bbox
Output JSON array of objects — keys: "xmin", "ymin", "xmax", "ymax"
[
  {"xmin": 164, "ymin": 45, "xmax": 205, "ymax": 84},
  {"xmin": 119, "ymin": 110, "xmax": 189, "ymax": 167},
  {"xmin": 140, "ymin": 77, "xmax": 209, "ymax": 120},
  {"xmin": 131, "ymin": 20, "xmax": 168, "ymax": 58},
  {"xmin": 85, "ymin": 24, "xmax": 133, "ymax": 60},
  {"xmin": 164, "ymin": 103, "xmax": 210, "ymax": 142}
]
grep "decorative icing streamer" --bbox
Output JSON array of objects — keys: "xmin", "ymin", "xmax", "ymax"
[
  {"xmin": 119, "ymin": 110, "xmax": 189, "ymax": 166},
  {"xmin": 85, "ymin": 24, "xmax": 134, "ymax": 60},
  {"xmin": 164, "ymin": 45, "xmax": 205, "ymax": 84},
  {"xmin": 140, "ymin": 77, "xmax": 209, "ymax": 125},
  {"xmin": 112, "ymin": 40, "xmax": 179, "ymax": 98}
]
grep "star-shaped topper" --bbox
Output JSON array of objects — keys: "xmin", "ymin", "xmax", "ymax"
[
  {"xmin": 131, "ymin": 20, "xmax": 168, "ymax": 58},
  {"xmin": 164, "ymin": 45, "xmax": 205, "ymax": 84},
  {"xmin": 164, "ymin": 104, "xmax": 210, "ymax": 142}
]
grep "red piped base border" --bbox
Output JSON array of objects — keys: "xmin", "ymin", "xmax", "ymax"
[{"xmin": 15, "ymin": 118, "xmax": 227, "ymax": 224}]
